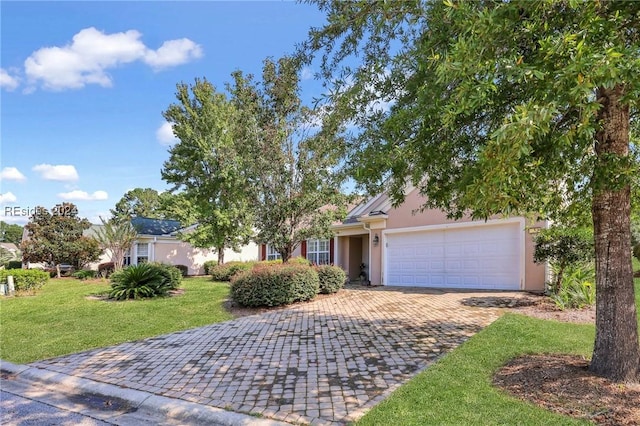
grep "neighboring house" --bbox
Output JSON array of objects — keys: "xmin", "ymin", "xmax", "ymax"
[
  {"xmin": 0, "ymin": 242, "xmax": 21, "ymax": 258},
  {"xmin": 26, "ymin": 217, "xmax": 258, "ymax": 275},
  {"xmin": 260, "ymin": 187, "xmax": 546, "ymax": 291}
]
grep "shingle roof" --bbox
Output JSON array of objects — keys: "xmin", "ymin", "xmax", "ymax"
[{"xmin": 131, "ymin": 217, "xmax": 182, "ymax": 236}]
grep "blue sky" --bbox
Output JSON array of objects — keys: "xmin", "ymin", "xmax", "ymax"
[{"xmin": 1, "ymin": 1, "xmax": 328, "ymax": 225}]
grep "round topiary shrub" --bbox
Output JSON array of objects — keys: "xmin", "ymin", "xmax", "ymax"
[
  {"xmin": 210, "ymin": 261, "xmax": 255, "ymax": 282},
  {"xmin": 109, "ymin": 263, "xmax": 173, "ymax": 300},
  {"xmin": 148, "ymin": 262, "xmax": 183, "ymax": 290},
  {"xmin": 230, "ymin": 263, "xmax": 319, "ymax": 307},
  {"xmin": 316, "ymin": 265, "xmax": 346, "ymax": 294}
]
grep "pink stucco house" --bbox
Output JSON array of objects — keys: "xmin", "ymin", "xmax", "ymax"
[{"xmin": 260, "ymin": 187, "xmax": 546, "ymax": 291}]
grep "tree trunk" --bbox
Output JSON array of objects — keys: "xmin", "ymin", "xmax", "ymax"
[
  {"xmin": 217, "ymin": 246, "xmax": 225, "ymax": 265},
  {"xmin": 589, "ymin": 85, "xmax": 640, "ymax": 382}
]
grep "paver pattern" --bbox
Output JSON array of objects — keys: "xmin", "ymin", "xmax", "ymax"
[{"xmin": 32, "ymin": 286, "xmax": 522, "ymax": 425}]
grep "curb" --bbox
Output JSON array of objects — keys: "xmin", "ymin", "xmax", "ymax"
[{"xmin": 1, "ymin": 359, "xmax": 290, "ymax": 426}]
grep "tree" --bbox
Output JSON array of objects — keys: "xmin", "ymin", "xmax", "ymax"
[
  {"xmin": 111, "ymin": 188, "xmax": 169, "ymax": 222},
  {"xmin": 162, "ymin": 78, "xmax": 254, "ymax": 264},
  {"xmin": 302, "ymin": 1, "xmax": 640, "ymax": 381},
  {"xmin": 0, "ymin": 221, "xmax": 24, "ymax": 245},
  {"xmin": 21, "ymin": 203, "xmax": 102, "ymax": 277},
  {"xmin": 229, "ymin": 56, "xmax": 347, "ymax": 262},
  {"xmin": 93, "ymin": 217, "xmax": 138, "ymax": 271}
]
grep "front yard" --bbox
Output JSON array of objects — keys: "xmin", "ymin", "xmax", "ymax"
[{"xmin": 0, "ymin": 276, "xmax": 233, "ymax": 364}]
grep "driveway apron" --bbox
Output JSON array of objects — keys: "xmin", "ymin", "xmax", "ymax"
[{"xmin": 31, "ymin": 286, "xmax": 517, "ymax": 425}]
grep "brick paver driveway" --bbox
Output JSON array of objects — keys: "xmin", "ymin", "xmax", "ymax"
[{"xmin": 32, "ymin": 286, "xmax": 522, "ymax": 425}]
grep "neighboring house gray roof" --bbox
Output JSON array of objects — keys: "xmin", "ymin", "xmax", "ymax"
[
  {"xmin": 0, "ymin": 242, "xmax": 19, "ymax": 253},
  {"xmin": 131, "ymin": 217, "xmax": 182, "ymax": 236}
]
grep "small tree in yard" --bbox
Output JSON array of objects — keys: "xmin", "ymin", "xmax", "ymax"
[
  {"xmin": 21, "ymin": 203, "xmax": 102, "ymax": 277},
  {"xmin": 534, "ymin": 227, "xmax": 594, "ymax": 293},
  {"xmin": 302, "ymin": 1, "xmax": 640, "ymax": 381},
  {"xmin": 93, "ymin": 217, "xmax": 138, "ymax": 271},
  {"xmin": 229, "ymin": 57, "xmax": 347, "ymax": 262},
  {"xmin": 162, "ymin": 78, "xmax": 254, "ymax": 265}
]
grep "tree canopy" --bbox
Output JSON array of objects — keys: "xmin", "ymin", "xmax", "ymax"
[
  {"xmin": 111, "ymin": 188, "xmax": 174, "ymax": 222},
  {"xmin": 93, "ymin": 216, "xmax": 138, "ymax": 271},
  {"xmin": 162, "ymin": 78, "xmax": 254, "ymax": 264},
  {"xmin": 301, "ymin": 0, "xmax": 640, "ymax": 381},
  {"xmin": 229, "ymin": 56, "xmax": 347, "ymax": 262},
  {"xmin": 0, "ymin": 221, "xmax": 23, "ymax": 246},
  {"xmin": 21, "ymin": 203, "xmax": 102, "ymax": 275}
]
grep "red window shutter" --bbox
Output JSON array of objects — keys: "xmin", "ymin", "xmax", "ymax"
[
  {"xmin": 260, "ymin": 244, "xmax": 266, "ymax": 261},
  {"xmin": 301, "ymin": 240, "xmax": 307, "ymax": 259},
  {"xmin": 329, "ymin": 237, "xmax": 335, "ymax": 264}
]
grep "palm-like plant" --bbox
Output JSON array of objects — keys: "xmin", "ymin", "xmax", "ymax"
[
  {"xmin": 109, "ymin": 263, "xmax": 171, "ymax": 300},
  {"xmin": 94, "ymin": 217, "xmax": 138, "ymax": 271}
]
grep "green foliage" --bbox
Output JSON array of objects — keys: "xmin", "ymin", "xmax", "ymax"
[
  {"xmin": 230, "ymin": 57, "xmax": 347, "ymax": 262},
  {"xmin": 203, "ymin": 260, "xmax": 218, "ymax": 275},
  {"xmin": 72, "ymin": 270, "xmax": 97, "ymax": 280},
  {"xmin": 174, "ymin": 264, "xmax": 189, "ymax": 277},
  {"xmin": 147, "ymin": 262, "xmax": 183, "ymax": 290},
  {"xmin": 534, "ymin": 226, "xmax": 594, "ymax": 292},
  {"xmin": 549, "ymin": 264, "xmax": 596, "ymax": 310},
  {"xmin": 230, "ymin": 263, "xmax": 319, "ymax": 307},
  {"xmin": 0, "ymin": 221, "xmax": 24, "ymax": 245},
  {"xmin": 209, "ymin": 261, "xmax": 255, "ymax": 282},
  {"xmin": 0, "ymin": 269, "xmax": 49, "ymax": 292},
  {"xmin": 162, "ymin": 79, "xmax": 254, "ymax": 264},
  {"xmin": 21, "ymin": 203, "xmax": 102, "ymax": 273},
  {"xmin": 93, "ymin": 217, "xmax": 138, "ymax": 271},
  {"xmin": 108, "ymin": 263, "xmax": 172, "ymax": 300},
  {"xmin": 110, "ymin": 188, "xmax": 171, "ymax": 222},
  {"xmin": 4, "ymin": 260, "xmax": 22, "ymax": 270},
  {"xmin": 98, "ymin": 262, "xmax": 115, "ymax": 278},
  {"xmin": 316, "ymin": 264, "xmax": 346, "ymax": 294},
  {"xmin": 632, "ymin": 217, "xmax": 640, "ymax": 262}
]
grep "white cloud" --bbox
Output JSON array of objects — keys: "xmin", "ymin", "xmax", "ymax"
[
  {"xmin": 0, "ymin": 192, "xmax": 17, "ymax": 204},
  {"xmin": 23, "ymin": 27, "xmax": 203, "ymax": 91},
  {"xmin": 0, "ymin": 167, "xmax": 26, "ymax": 182},
  {"xmin": 58, "ymin": 190, "xmax": 108, "ymax": 201},
  {"xmin": 300, "ymin": 66, "xmax": 314, "ymax": 80},
  {"xmin": 156, "ymin": 122, "xmax": 179, "ymax": 146},
  {"xmin": 143, "ymin": 38, "xmax": 203, "ymax": 70},
  {"xmin": 0, "ymin": 68, "xmax": 19, "ymax": 91},
  {"xmin": 32, "ymin": 164, "xmax": 79, "ymax": 181}
]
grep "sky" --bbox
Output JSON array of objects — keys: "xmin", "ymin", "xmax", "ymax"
[{"xmin": 0, "ymin": 1, "xmax": 328, "ymax": 226}]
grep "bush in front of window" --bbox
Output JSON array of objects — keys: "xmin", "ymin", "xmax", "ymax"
[
  {"xmin": 316, "ymin": 265, "xmax": 347, "ymax": 294},
  {"xmin": 230, "ymin": 263, "xmax": 319, "ymax": 307},
  {"xmin": 148, "ymin": 262, "xmax": 183, "ymax": 290},
  {"xmin": 108, "ymin": 263, "xmax": 173, "ymax": 300},
  {"xmin": 208, "ymin": 261, "xmax": 256, "ymax": 281}
]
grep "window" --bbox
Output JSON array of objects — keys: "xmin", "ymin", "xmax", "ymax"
[
  {"xmin": 266, "ymin": 245, "xmax": 281, "ymax": 261},
  {"xmin": 136, "ymin": 243, "xmax": 149, "ymax": 264},
  {"xmin": 123, "ymin": 247, "xmax": 132, "ymax": 266},
  {"xmin": 307, "ymin": 239, "xmax": 330, "ymax": 265}
]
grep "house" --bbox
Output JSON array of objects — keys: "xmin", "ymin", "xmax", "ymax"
[
  {"xmin": 101, "ymin": 217, "xmax": 258, "ymax": 275},
  {"xmin": 0, "ymin": 242, "xmax": 20, "ymax": 258},
  {"xmin": 260, "ymin": 187, "xmax": 546, "ymax": 291}
]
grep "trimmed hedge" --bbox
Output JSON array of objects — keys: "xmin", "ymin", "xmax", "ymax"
[
  {"xmin": 5, "ymin": 261, "xmax": 22, "ymax": 270},
  {"xmin": 73, "ymin": 270, "xmax": 97, "ymax": 280},
  {"xmin": 230, "ymin": 263, "xmax": 319, "ymax": 307},
  {"xmin": 0, "ymin": 269, "xmax": 49, "ymax": 292},
  {"xmin": 316, "ymin": 265, "xmax": 346, "ymax": 294},
  {"xmin": 203, "ymin": 260, "xmax": 218, "ymax": 275},
  {"xmin": 210, "ymin": 261, "xmax": 256, "ymax": 282},
  {"xmin": 148, "ymin": 262, "xmax": 182, "ymax": 290}
]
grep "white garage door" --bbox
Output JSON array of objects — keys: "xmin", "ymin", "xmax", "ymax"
[{"xmin": 384, "ymin": 222, "xmax": 522, "ymax": 290}]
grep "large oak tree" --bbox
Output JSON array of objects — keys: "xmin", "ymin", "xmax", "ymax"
[{"xmin": 302, "ymin": 0, "xmax": 640, "ymax": 381}]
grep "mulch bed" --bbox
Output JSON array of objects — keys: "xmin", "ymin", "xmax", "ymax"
[{"xmin": 494, "ymin": 354, "xmax": 640, "ymax": 425}]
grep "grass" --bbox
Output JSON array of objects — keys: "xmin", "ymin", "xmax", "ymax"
[
  {"xmin": 357, "ymin": 275, "xmax": 640, "ymax": 426},
  {"xmin": 0, "ymin": 276, "xmax": 233, "ymax": 364}
]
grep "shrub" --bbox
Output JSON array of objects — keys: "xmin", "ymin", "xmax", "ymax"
[
  {"xmin": 174, "ymin": 264, "xmax": 189, "ymax": 277},
  {"xmin": 534, "ymin": 226, "xmax": 593, "ymax": 293},
  {"xmin": 231, "ymin": 263, "xmax": 319, "ymax": 307},
  {"xmin": 109, "ymin": 263, "xmax": 172, "ymax": 300},
  {"xmin": 147, "ymin": 262, "xmax": 183, "ymax": 290},
  {"xmin": 210, "ymin": 261, "xmax": 255, "ymax": 282},
  {"xmin": 73, "ymin": 269, "xmax": 97, "ymax": 280},
  {"xmin": 549, "ymin": 263, "xmax": 596, "ymax": 310},
  {"xmin": 316, "ymin": 265, "xmax": 346, "ymax": 294},
  {"xmin": 203, "ymin": 260, "xmax": 218, "ymax": 275},
  {"xmin": 98, "ymin": 262, "xmax": 115, "ymax": 278},
  {"xmin": 0, "ymin": 269, "xmax": 49, "ymax": 292},
  {"xmin": 5, "ymin": 261, "xmax": 22, "ymax": 270}
]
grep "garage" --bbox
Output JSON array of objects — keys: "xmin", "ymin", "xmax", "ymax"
[{"xmin": 383, "ymin": 220, "xmax": 523, "ymax": 290}]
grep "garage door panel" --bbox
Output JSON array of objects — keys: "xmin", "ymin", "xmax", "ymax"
[{"xmin": 385, "ymin": 222, "xmax": 521, "ymax": 290}]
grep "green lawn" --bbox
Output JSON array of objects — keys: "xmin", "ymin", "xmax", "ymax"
[
  {"xmin": 357, "ymin": 276, "xmax": 640, "ymax": 426},
  {"xmin": 0, "ymin": 276, "xmax": 233, "ymax": 364}
]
